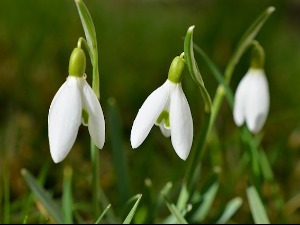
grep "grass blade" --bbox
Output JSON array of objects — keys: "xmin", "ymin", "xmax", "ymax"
[
  {"xmin": 165, "ymin": 201, "xmax": 188, "ymax": 224},
  {"xmin": 191, "ymin": 181, "xmax": 219, "ymax": 222},
  {"xmin": 21, "ymin": 169, "xmax": 63, "ymax": 223},
  {"xmin": 123, "ymin": 194, "xmax": 142, "ymax": 224},
  {"xmin": 108, "ymin": 98, "xmax": 130, "ymax": 204},
  {"xmin": 193, "ymin": 44, "xmax": 234, "ymax": 108},
  {"xmin": 216, "ymin": 197, "xmax": 243, "ymax": 224},
  {"xmin": 246, "ymin": 185, "xmax": 270, "ymax": 224},
  {"xmin": 95, "ymin": 204, "xmax": 111, "ymax": 224}
]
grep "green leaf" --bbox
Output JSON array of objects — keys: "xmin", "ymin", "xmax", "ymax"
[
  {"xmin": 95, "ymin": 204, "xmax": 111, "ymax": 224},
  {"xmin": 224, "ymin": 6, "xmax": 275, "ymax": 83},
  {"xmin": 246, "ymin": 185, "xmax": 270, "ymax": 224},
  {"xmin": 62, "ymin": 166, "xmax": 73, "ymax": 223},
  {"xmin": 193, "ymin": 44, "xmax": 234, "ymax": 108},
  {"xmin": 123, "ymin": 194, "xmax": 143, "ymax": 224},
  {"xmin": 165, "ymin": 200, "xmax": 188, "ymax": 224},
  {"xmin": 108, "ymin": 98, "xmax": 130, "ymax": 204},
  {"xmin": 191, "ymin": 181, "xmax": 219, "ymax": 222},
  {"xmin": 259, "ymin": 149, "xmax": 274, "ymax": 182},
  {"xmin": 74, "ymin": 0, "xmax": 96, "ymax": 57},
  {"xmin": 21, "ymin": 169, "xmax": 64, "ymax": 223},
  {"xmin": 216, "ymin": 197, "xmax": 243, "ymax": 224},
  {"xmin": 184, "ymin": 26, "xmax": 212, "ymax": 113},
  {"xmin": 74, "ymin": 0, "xmax": 99, "ymax": 98}
]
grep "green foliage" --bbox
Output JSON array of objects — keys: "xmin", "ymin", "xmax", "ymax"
[{"xmin": 1, "ymin": 0, "xmax": 300, "ymax": 224}]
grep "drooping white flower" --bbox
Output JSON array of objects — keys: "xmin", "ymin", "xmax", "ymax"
[
  {"xmin": 130, "ymin": 56, "xmax": 193, "ymax": 160},
  {"xmin": 233, "ymin": 68, "xmax": 269, "ymax": 133},
  {"xmin": 48, "ymin": 48, "xmax": 105, "ymax": 163}
]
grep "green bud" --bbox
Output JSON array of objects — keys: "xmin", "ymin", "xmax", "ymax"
[
  {"xmin": 168, "ymin": 56, "xmax": 185, "ymax": 84},
  {"xmin": 250, "ymin": 41, "xmax": 265, "ymax": 69},
  {"xmin": 69, "ymin": 47, "xmax": 86, "ymax": 77}
]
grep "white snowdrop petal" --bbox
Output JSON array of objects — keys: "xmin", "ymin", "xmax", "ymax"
[
  {"xmin": 245, "ymin": 70, "xmax": 269, "ymax": 133},
  {"xmin": 233, "ymin": 72, "xmax": 252, "ymax": 127},
  {"xmin": 81, "ymin": 80, "xmax": 105, "ymax": 149},
  {"xmin": 130, "ymin": 81, "xmax": 170, "ymax": 148},
  {"xmin": 170, "ymin": 84, "xmax": 193, "ymax": 160},
  {"xmin": 159, "ymin": 124, "xmax": 171, "ymax": 137},
  {"xmin": 48, "ymin": 77, "xmax": 82, "ymax": 163}
]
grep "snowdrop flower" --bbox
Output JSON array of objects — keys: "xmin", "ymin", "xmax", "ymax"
[
  {"xmin": 48, "ymin": 47, "xmax": 105, "ymax": 163},
  {"xmin": 233, "ymin": 42, "xmax": 269, "ymax": 133},
  {"xmin": 131, "ymin": 55, "xmax": 193, "ymax": 160}
]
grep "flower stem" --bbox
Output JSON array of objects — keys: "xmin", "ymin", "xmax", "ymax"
[{"xmin": 91, "ymin": 140, "xmax": 100, "ymax": 217}]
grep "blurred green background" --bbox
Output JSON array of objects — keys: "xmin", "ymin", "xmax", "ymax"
[{"xmin": 1, "ymin": 0, "xmax": 300, "ymax": 223}]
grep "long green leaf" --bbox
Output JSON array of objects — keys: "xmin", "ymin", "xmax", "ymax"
[
  {"xmin": 108, "ymin": 98, "xmax": 130, "ymax": 204},
  {"xmin": 246, "ymin": 185, "xmax": 270, "ymax": 224},
  {"xmin": 21, "ymin": 169, "xmax": 64, "ymax": 223},
  {"xmin": 74, "ymin": 0, "xmax": 99, "ymax": 97},
  {"xmin": 193, "ymin": 44, "xmax": 234, "ymax": 108},
  {"xmin": 191, "ymin": 181, "xmax": 219, "ymax": 222},
  {"xmin": 123, "ymin": 194, "xmax": 142, "ymax": 224},
  {"xmin": 95, "ymin": 204, "xmax": 111, "ymax": 224},
  {"xmin": 184, "ymin": 25, "xmax": 212, "ymax": 113},
  {"xmin": 74, "ymin": 0, "xmax": 96, "ymax": 57},
  {"xmin": 259, "ymin": 149, "xmax": 274, "ymax": 182},
  {"xmin": 224, "ymin": 6, "xmax": 275, "ymax": 83},
  {"xmin": 165, "ymin": 201, "xmax": 188, "ymax": 224},
  {"xmin": 216, "ymin": 197, "xmax": 243, "ymax": 224}
]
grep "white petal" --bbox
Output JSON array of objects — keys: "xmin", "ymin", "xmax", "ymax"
[
  {"xmin": 245, "ymin": 70, "xmax": 269, "ymax": 133},
  {"xmin": 81, "ymin": 80, "xmax": 105, "ymax": 149},
  {"xmin": 159, "ymin": 124, "xmax": 171, "ymax": 137},
  {"xmin": 170, "ymin": 84, "xmax": 193, "ymax": 160},
  {"xmin": 48, "ymin": 77, "xmax": 82, "ymax": 163},
  {"xmin": 131, "ymin": 80, "xmax": 170, "ymax": 148},
  {"xmin": 233, "ymin": 72, "xmax": 252, "ymax": 127}
]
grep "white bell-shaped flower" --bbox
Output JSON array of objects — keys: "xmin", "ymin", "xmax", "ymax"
[
  {"xmin": 130, "ymin": 56, "xmax": 193, "ymax": 160},
  {"xmin": 233, "ymin": 68, "xmax": 269, "ymax": 133},
  {"xmin": 48, "ymin": 48, "xmax": 105, "ymax": 163}
]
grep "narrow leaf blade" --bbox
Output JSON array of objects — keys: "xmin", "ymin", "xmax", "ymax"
[
  {"xmin": 123, "ymin": 194, "xmax": 143, "ymax": 224},
  {"xmin": 165, "ymin": 201, "xmax": 188, "ymax": 224},
  {"xmin": 216, "ymin": 197, "xmax": 243, "ymax": 224},
  {"xmin": 95, "ymin": 204, "xmax": 111, "ymax": 224},
  {"xmin": 246, "ymin": 185, "xmax": 270, "ymax": 224},
  {"xmin": 74, "ymin": 0, "xmax": 97, "ymax": 54},
  {"xmin": 192, "ymin": 181, "xmax": 219, "ymax": 222},
  {"xmin": 184, "ymin": 26, "xmax": 212, "ymax": 113},
  {"xmin": 21, "ymin": 169, "xmax": 64, "ymax": 223}
]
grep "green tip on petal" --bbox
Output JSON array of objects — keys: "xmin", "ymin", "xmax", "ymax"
[
  {"xmin": 156, "ymin": 110, "xmax": 170, "ymax": 127},
  {"xmin": 82, "ymin": 108, "xmax": 89, "ymax": 126},
  {"xmin": 168, "ymin": 56, "xmax": 185, "ymax": 84},
  {"xmin": 69, "ymin": 47, "xmax": 86, "ymax": 77}
]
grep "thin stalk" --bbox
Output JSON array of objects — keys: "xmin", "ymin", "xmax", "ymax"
[{"xmin": 91, "ymin": 140, "xmax": 100, "ymax": 217}]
